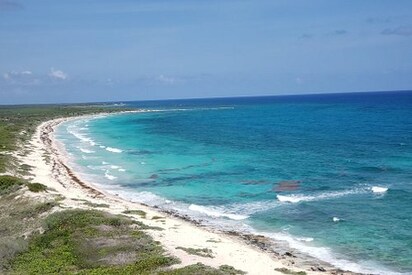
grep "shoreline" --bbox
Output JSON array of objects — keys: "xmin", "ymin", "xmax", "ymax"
[{"xmin": 20, "ymin": 113, "xmax": 359, "ymax": 275}]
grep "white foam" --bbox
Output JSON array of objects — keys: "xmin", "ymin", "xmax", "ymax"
[
  {"xmin": 224, "ymin": 200, "xmax": 280, "ymax": 216},
  {"xmin": 118, "ymin": 168, "xmax": 126, "ymax": 172},
  {"xmin": 295, "ymin": 237, "xmax": 314, "ymax": 242},
  {"xmin": 104, "ymin": 170, "xmax": 117, "ymax": 181},
  {"xmin": 333, "ymin": 217, "xmax": 340, "ymax": 222},
  {"xmin": 116, "ymin": 190, "xmax": 167, "ymax": 205},
  {"xmin": 110, "ymin": 165, "xmax": 121, "ymax": 169},
  {"xmin": 276, "ymin": 188, "xmax": 367, "ymax": 204},
  {"xmin": 80, "ymin": 148, "xmax": 94, "ymax": 154},
  {"xmin": 188, "ymin": 204, "xmax": 249, "ymax": 220},
  {"xmin": 106, "ymin": 147, "xmax": 122, "ymax": 153},
  {"xmin": 277, "ymin": 195, "xmax": 303, "ymax": 203},
  {"xmin": 371, "ymin": 186, "xmax": 388, "ymax": 193},
  {"xmin": 263, "ymin": 231, "xmax": 401, "ymax": 275},
  {"xmin": 102, "ymin": 161, "xmax": 109, "ymax": 165},
  {"xmin": 99, "ymin": 145, "xmax": 106, "ymax": 149},
  {"xmin": 141, "ymin": 107, "xmax": 235, "ymax": 113},
  {"xmin": 67, "ymin": 127, "xmax": 96, "ymax": 147}
]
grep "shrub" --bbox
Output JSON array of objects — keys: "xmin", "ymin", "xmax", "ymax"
[
  {"xmin": 10, "ymin": 209, "xmax": 179, "ymax": 274},
  {"xmin": 175, "ymin": 247, "xmax": 214, "ymax": 258},
  {"xmin": 122, "ymin": 209, "xmax": 147, "ymax": 218},
  {"xmin": 21, "ymin": 201, "xmax": 57, "ymax": 218},
  {"xmin": 27, "ymin": 182, "xmax": 47, "ymax": 192},
  {"xmin": 275, "ymin": 267, "xmax": 307, "ymax": 275},
  {"xmin": 0, "ymin": 175, "xmax": 25, "ymax": 195},
  {"xmin": 83, "ymin": 201, "xmax": 109, "ymax": 208}
]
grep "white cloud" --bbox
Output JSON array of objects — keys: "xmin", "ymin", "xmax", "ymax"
[
  {"xmin": 3, "ymin": 70, "xmax": 31, "ymax": 79},
  {"xmin": 156, "ymin": 74, "xmax": 176, "ymax": 84},
  {"xmin": 2, "ymin": 70, "xmax": 37, "ymax": 84},
  {"xmin": 155, "ymin": 74, "xmax": 185, "ymax": 85},
  {"xmin": 49, "ymin": 68, "xmax": 68, "ymax": 80},
  {"xmin": 2, "ymin": 69, "xmax": 69, "ymax": 86}
]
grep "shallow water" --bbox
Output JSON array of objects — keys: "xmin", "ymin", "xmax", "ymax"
[{"xmin": 56, "ymin": 91, "xmax": 412, "ymax": 274}]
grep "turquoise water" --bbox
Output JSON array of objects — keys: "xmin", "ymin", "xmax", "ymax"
[{"xmin": 56, "ymin": 92, "xmax": 412, "ymax": 274}]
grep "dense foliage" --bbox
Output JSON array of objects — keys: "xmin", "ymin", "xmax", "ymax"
[
  {"xmin": 0, "ymin": 105, "xmax": 127, "ymax": 173},
  {"xmin": 0, "ymin": 175, "xmax": 25, "ymax": 195}
]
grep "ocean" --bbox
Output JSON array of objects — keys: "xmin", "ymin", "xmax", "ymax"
[{"xmin": 56, "ymin": 91, "xmax": 412, "ymax": 274}]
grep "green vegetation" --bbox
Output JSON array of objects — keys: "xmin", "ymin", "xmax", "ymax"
[
  {"xmin": 275, "ymin": 267, "xmax": 307, "ymax": 275},
  {"xmin": 123, "ymin": 209, "xmax": 147, "ymax": 218},
  {"xmin": 0, "ymin": 176, "xmax": 48, "ymax": 194},
  {"xmin": 54, "ymin": 194, "xmax": 66, "ymax": 202},
  {"xmin": 0, "ymin": 175, "xmax": 25, "ymax": 195},
  {"xmin": 19, "ymin": 201, "xmax": 58, "ymax": 218},
  {"xmin": 159, "ymin": 263, "xmax": 246, "ymax": 275},
  {"xmin": 206, "ymin": 239, "xmax": 221, "ymax": 243},
  {"xmin": 10, "ymin": 209, "xmax": 179, "ymax": 274},
  {"xmin": 18, "ymin": 163, "xmax": 33, "ymax": 176},
  {"xmin": 83, "ymin": 201, "xmax": 110, "ymax": 208},
  {"xmin": 0, "ymin": 191, "xmax": 238, "ymax": 275},
  {"xmin": 71, "ymin": 198, "xmax": 88, "ymax": 202},
  {"xmin": 0, "ymin": 188, "xmax": 243, "ymax": 275},
  {"xmin": 27, "ymin": 182, "xmax": 47, "ymax": 192},
  {"xmin": 0, "ymin": 190, "xmax": 58, "ymax": 271},
  {"xmin": 0, "ymin": 105, "xmax": 127, "ymax": 173},
  {"xmin": 175, "ymin": 247, "xmax": 214, "ymax": 258},
  {"xmin": 218, "ymin": 265, "xmax": 247, "ymax": 275}
]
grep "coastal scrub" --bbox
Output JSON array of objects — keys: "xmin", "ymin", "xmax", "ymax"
[{"xmin": 10, "ymin": 209, "xmax": 179, "ymax": 274}]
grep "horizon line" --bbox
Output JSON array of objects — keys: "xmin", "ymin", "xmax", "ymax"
[{"xmin": 1, "ymin": 89, "xmax": 411, "ymax": 107}]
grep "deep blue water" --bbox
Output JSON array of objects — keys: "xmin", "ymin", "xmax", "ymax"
[{"xmin": 57, "ymin": 91, "xmax": 412, "ymax": 274}]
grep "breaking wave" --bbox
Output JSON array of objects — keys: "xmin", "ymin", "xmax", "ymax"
[
  {"xmin": 105, "ymin": 147, "xmax": 123, "ymax": 153},
  {"xmin": 371, "ymin": 186, "xmax": 388, "ymax": 193},
  {"xmin": 79, "ymin": 148, "xmax": 94, "ymax": 154},
  {"xmin": 276, "ymin": 187, "xmax": 378, "ymax": 204},
  {"xmin": 188, "ymin": 204, "xmax": 249, "ymax": 220}
]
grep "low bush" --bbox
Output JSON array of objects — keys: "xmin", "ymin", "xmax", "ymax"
[
  {"xmin": 10, "ymin": 209, "xmax": 179, "ymax": 274},
  {"xmin": 159, "ymin": 262, "xmax": 246, "ymax": 275},
  {"xmin": 26, "ymin": 182, "xmax": 47, "ymax": 192},
  {"xmin": 0, "ymin": 175, "xmax": 25, "ymax": 195},
  {"xmin": 83, "ymin": 201, "xmax": 110, "ymax": 208},
  {"xmin": 175, "ymin": 247, "xmax": 214, "ymax": 258},
  {"xmin": 275, "ymin": 267, "xmax": 307, "ymax": 275},
  {"xmin": 122, "ymin": 209, "xmax": 147, "ymax": 218}
]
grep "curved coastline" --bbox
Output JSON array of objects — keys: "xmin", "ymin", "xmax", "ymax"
[{"xmin": 25, "ymin": 112, "xmax": 366, "ymax": 275}]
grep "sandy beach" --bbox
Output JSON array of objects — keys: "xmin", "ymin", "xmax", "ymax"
[{"xmin": 18, "ymin": 115, "xmax": 357, "ymax": 275}]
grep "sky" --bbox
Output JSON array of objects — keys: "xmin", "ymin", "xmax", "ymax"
[{"xmin": 1, "ymin": 0, "xmax": 412, "ymax": 104}]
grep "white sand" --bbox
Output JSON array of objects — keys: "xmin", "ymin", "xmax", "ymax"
[{"xmin": 18, "ymin": 116, "xmax": 336, "ymax": 275}]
